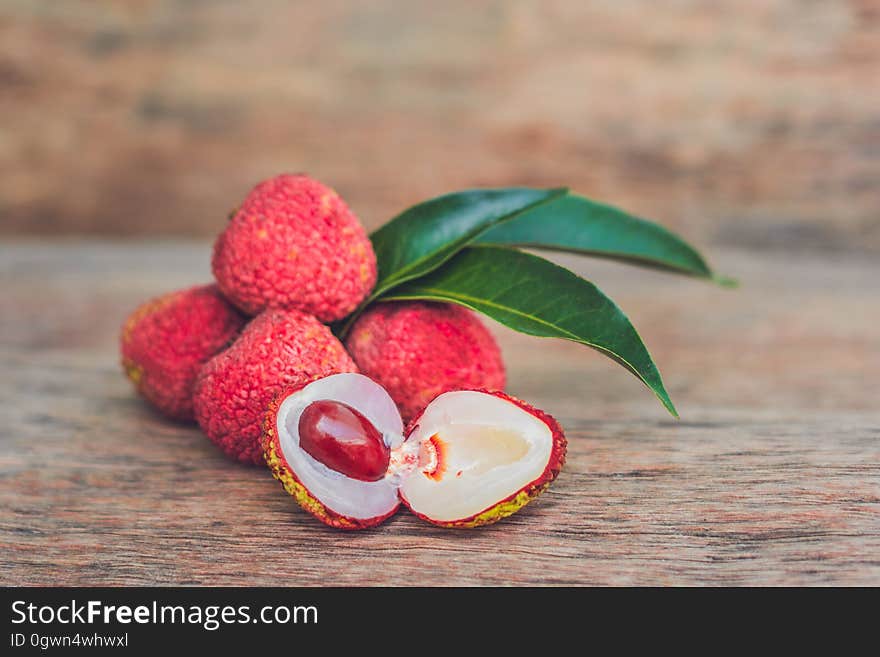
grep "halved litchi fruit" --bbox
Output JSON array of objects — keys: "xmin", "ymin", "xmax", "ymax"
[
  {"xmin": 264, "ymin": 373, "xmax": 404, "ymax": 529},
  {"xmin": 263, "ymin": 373, "xmax": 565, "ymax": 529},
  {"xmin": 399, "ymin": 389, "xmax": 566, "ymax": 528}
]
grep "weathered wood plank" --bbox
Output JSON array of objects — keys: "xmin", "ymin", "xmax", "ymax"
[
  {"xmin": 0, "ymin": 242, "xmax": 878, "ymax": 585},
  {"xmin": 1, "ymin": 2, "xmax": 878, "ymax": 252}
]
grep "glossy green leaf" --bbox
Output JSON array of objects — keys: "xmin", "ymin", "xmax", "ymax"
[
  {"xmin": 336, "ymin": 187, "xmax": 567, "ymax": 335},
  {"xmin": 379, "ymin": 245, "xmax": 678, "ymax": 417},
  {"xmin": 369, "ymin": 187, "xmax": 567, "ymax": 297},
  {"xmin": 477, "ymin": 194, "xmax": 735, "ymax": 286}
]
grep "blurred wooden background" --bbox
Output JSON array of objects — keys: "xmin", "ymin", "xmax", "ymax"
[
  {"xmin": 1, "ymin": 1, "xmax": 878, "ymax": 251},
  {"xmin": 2, "ymin": 2, "xmax": 879, "ymax": 586}
]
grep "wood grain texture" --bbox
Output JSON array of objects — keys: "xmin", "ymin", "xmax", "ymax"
[
  {"xmin": 0, "ymin": 242, "xmax": 877, "ymax": 585},
  {"xmin": 1, "ymin": 1, "xmax": 878, "ymax": 252}
]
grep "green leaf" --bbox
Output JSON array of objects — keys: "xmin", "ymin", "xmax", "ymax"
[
  {"xmin": 477, "ymin": 194, "xmax": 736, "ymax": 286},
  {"xmin": 378, "ymin": 245, "xmax": 678, "ymax": 417},
  {"xmin": 336, "ymin": 187, "xmax": 566, "ymax": 336},
  {"xmin": 370, "ymin": 187, "xmax": 567, "ymax": 297}
]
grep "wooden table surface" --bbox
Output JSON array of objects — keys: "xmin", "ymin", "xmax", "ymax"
[{"xmin": 1, "ymin": 241, "xmax": 877, "ymax": 586}]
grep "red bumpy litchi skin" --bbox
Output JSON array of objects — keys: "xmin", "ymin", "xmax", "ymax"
[
  {"xmin": 211, "ymin": 174, "xmax": 377, "ymax": 322},
  {"xmin": 192, "ymin": 309, "xmax": 358, "ymax": 464},
  {"xmin": 120, "ymin": 284, "xmax": 246, "ymax": 421},
  {"xmin": 344, "ymin": 301, "xmax": 506, "ymax": 422}
]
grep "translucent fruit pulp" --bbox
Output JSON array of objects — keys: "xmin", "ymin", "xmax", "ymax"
[{"xmin": 298, "ymin": 400, "xmax": 391, "ymax": 482}]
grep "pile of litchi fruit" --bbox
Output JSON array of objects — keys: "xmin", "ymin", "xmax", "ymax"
[{"xmin": 121, "ymin": 174, "xmax": 565, "ymax": 529}]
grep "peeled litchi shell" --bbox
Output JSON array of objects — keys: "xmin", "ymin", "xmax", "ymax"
[
  {"xmin": 193, "ymin": 309, "xmax": 358, "ymax": 464},
  {"xmin": 263, "ymin": 380, "xmax": 399, "ymax": 530},
  {"xmin": 120, "ymin": 284, "xmax": 246, "ymax": 421},
  {"xmin": 401, "ymin": 390, "xmax": 566, "ymax": 528},
  {"xmin": 212, "ymin": 174, "xmax": 377, "ymax": 322},
  {"xmin": 344, "ymin": 301, "xmax": 506, "ymax": 422}
]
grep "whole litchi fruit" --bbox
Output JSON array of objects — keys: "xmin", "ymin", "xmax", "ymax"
[
  {"xmin": 193, "ymin": 309, "xmax": 358, "ymax": 464},
  {"xmin": 212, "ymin": 174, "xmax": 377, "ymax": 322},
  {"xmin": 120, "ymin": 284, "xmax": 246, "ymax": 421},
  {"xmin": 263, "ymin": 373, "xmax": 566, "ymax": 529},
  {"xmin": 344, "ymin": 301, "xmax": 506, "ymax": 423}
]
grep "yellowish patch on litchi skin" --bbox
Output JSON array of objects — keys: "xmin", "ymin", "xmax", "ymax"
[
  {"xmin": 256, "ymin": 228, "xmax": 268, "ymax": 239},
  {"xmin": 320, "ymin": 192, "xmax": 338, "ymax": 216},
  {"xmin": 287, "ymin": 248, "xmax": 298, "ymax": 260},
  {"xmin": 121, "ymin": 295, "xmax": 176, "ymax": 343},
  {"xmin": 351, "ymin": 241, "xmax": 371, "ymax": 283},
  {"xmin": 428, "ymin": 482, "xmax": 550, "ymax": 529},
  {"xmin": 463, "ymin": 484, "xmax": 548, "ymax": 527},
  {"xmin": 123, "ymin": 359, "xmax": 144, "ymax": 388},
  {"xmin": 349, "ymin": 328, "xmax": 372, "ymax": 350}
]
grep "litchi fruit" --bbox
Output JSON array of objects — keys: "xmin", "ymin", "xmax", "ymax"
[
  {"xmin": 212, "ymin": 174, "xmax": 377, "ymax": 322},
  {"xmin": 399, "ymin": 389, "xmax": 565, "ymax": 528},
  {"xmin": 344, "ymin": 301, "xmax": 506, "ymax": 422},
  {"xmin": 193, "ymin": 309, "xmax": 358, "ymax": 464},
  {"xmin": 263, "ymin": 373, "xmax": 565, "ymax": 529},
  {"xmin": 264, "ymin": 373, "xmax": 404, "ymax": 529},
  {"xmin": 120, "ymin": 284, "xmax": 246, "ymax": 421}
]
